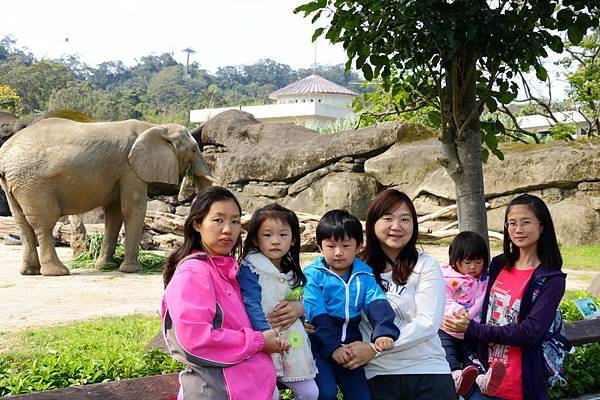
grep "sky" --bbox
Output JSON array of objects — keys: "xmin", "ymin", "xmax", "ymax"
[{"xmin": 2, "ymin": 0, "xmax": 348, "ymax": 72}]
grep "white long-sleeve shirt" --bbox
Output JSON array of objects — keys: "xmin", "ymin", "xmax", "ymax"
[{"xmin": 360, "ymin": 252, "xmax": 451, "ymax": 378}]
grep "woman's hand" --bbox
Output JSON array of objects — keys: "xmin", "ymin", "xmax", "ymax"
[
  {"xmin": 303, "ymin": 321, "xmax": 316, "ymax": 335},
  {"xmin": 340, "ymin": 341, "xmax": 377, "ymax": 370},
  {"xmin": 262, "ymin": 329, "xmax": 291, "ymax": 354},
  {"xmin": 442, "ymin": 313, "xmax": 471, "ymax": 333},
  {"xmin": 332, "ymin": 346, "xmax": 352, "ymax": 365},
  {"xmin": 267, "ymin": 300, "xmax": 304, "ymax": 331}
]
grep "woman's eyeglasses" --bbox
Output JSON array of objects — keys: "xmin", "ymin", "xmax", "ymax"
[{"xmin": 504, "ymin": 220, "xmax": 541, "ymax": 230}]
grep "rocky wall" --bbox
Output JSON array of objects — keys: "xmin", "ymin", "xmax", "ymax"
[{"xmin": 197, "ymin": 110, "xmax": 600, "ymax": 246}]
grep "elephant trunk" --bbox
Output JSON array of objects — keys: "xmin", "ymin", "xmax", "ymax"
[
  {"xmin": 191, "ymin": 154, "xmax": 214, "ymax": 190},
  {"xmin": 177, "ymin": 155, "xmax": 214, "ymax": 202}
]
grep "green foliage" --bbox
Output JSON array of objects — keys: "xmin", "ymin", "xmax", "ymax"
[
  {"xmin": 564, "ymin": 28, "xmax": 600, "ymax": 136},
  {"xmin": 0, "ymin": 84, "xmax": 23, "ymax": 115},
  {"xmin": 0, "ymin": 315, "xmax": 183, "ymax": 397},
  {"xmin": 70, "ymin": 233, "xmax": 166, "ymax": 272},
  {"xmin": 296, "ymin": 115, "xmax": 359, "ymax": 135},
  {"xmin": 295, "ymin": 0, "xmax": 599, "ymax": 239},
  {"xmin": 549, "ymin": 291, "xmax": 600, "ymax": 399},
  {"xmin": 549, "ymin": 122, "xmax": 578, "ymax": 141}
]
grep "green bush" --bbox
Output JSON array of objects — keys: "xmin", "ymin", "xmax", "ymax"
[
  {"xmin": 549, "ymin": 291, "xmax": 600, "ymax": 399},
  {"xmin": 70, "ymin": 233, "xmax": 166, "ymax": 272}
]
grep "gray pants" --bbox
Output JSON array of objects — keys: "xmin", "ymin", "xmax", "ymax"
[{"xmin": 368, "ymin": 373, "xmax": 455, "ymax": 400}]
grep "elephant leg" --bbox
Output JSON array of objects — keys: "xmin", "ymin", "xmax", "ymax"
[
  {"xmin": 4, "ymin": 190, "xmax": 41, "ymax": 275},
  {"xmin": 27, "ymin": 210, "xmax": 70, "ymax": 276},
  {"xmin": 118, "ymin": 177, "xmax": 146, "ymax": 273},
  {"xmin": 94, "ymin": 201, "xmax": 123, "ymax": 270}
]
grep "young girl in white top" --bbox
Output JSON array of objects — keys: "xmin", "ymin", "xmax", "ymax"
[{"xmin": 238, "ymin": 203, "xmax": 318, "ymax": 400}]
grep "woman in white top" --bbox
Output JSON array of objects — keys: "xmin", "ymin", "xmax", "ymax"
[{"xmin": 342, "ymin": 189, "xmax": 454, "ymax": 399}]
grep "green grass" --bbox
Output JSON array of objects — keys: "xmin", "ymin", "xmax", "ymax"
[
  {"xmin": 560, "ymin": 244, "xmax": 600, "ymax": 271},
  {"xmin": 0, "ymin": 315, "xmax": 182, "ymax": 396}
]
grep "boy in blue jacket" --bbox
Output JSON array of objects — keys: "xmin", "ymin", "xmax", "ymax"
[{"xmin": 304, "ymin": 209, "xmax": 400, "ymax": 400}]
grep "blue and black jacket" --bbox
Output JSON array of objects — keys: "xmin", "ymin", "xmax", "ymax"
[{"xmin": 303, "ymin": 257, "xmax": 399, "ymax": 359}]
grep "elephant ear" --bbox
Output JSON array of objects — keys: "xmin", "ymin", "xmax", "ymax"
[{"xmin": 128, "ymin": 126, "xmax": 179, "ymax": 185}]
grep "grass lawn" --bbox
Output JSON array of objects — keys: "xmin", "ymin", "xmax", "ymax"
[{"xmin": 560, "ymin": 244, "xmax": 600, "ymax": 271}]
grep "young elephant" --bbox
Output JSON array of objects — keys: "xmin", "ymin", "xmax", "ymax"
[{"xmin": 0, "ymin": 118, "xmax": 212, "ymax": 276}]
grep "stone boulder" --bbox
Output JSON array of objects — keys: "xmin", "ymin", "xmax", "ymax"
[
  {"xmin": 282, "ymin": 172, "xmax": 380, "ymax": 219},
  {"xmin": 200, "ymin": 110, "xmax": 429, "ymax": 184},
  {"xmin": 367, "ymin": 138, "xmax": 600, "ymax": 202}
]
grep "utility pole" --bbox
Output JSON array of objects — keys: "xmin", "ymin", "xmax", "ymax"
[{"xmin": 182, "ymin": 47, "xmax": 196, "ymax": 78}]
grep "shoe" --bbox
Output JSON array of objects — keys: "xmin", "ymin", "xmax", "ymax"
[
  {"xmin": 476, "ymin": 360, "xmax": 507, "ymax": 396},
  {"xmin": 453, "ymin": 365, "xmax": 479, "ymax": 396}
]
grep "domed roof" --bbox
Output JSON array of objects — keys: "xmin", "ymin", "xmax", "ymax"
[{"xmin": 269, "ymin": 74, "xmax": 358, "ymax": 99}]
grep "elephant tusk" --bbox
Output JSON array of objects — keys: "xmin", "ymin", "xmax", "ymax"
[{"xmin": 202, "ymin": 175, "xmax": 218, "ymax": 182}]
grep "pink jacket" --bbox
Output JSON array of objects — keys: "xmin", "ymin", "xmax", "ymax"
[
  {"xmin": 441, "ymin": 264, "xmax": 488, "ymax": 339},
  {"xmin": 161, "ymin": 252, "xmax": 276, "ymax": 400}
]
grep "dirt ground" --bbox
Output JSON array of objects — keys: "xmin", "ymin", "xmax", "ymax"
[{"xmin": 0, "ymin": 242, "xmax": 593, "ymax": 334}]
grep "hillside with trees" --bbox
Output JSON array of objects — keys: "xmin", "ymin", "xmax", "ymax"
[{"xmin": 0, "ymin": 35, "xmax": 366, "ymax": 125}]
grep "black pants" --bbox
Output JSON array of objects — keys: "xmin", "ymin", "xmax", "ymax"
[
  {"xmin": 368, "ymin": 373, "xmax": 455, "ymax": 400},
  {"xmin": 439, "ymin": 329, "xmax": 484, "ymax": 373}
]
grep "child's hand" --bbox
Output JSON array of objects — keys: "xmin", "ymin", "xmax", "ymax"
[
  {"xmin": 277, "ymin": 336, "xmax": 291, "ymax": 354},
  {"xmin": 453, "ymin": 307, "xmax": 468, "ymax": 318},
  {"xmin": 262, "ymin": 329, "xmax": 285, "ymax": 354},
  {"xmin": 332, "ymin": 346, "xmax": 352, "ymax": 365},
  {"xmin": 374, "ymin": 336, "xmax": 394, "ymax": 352}
]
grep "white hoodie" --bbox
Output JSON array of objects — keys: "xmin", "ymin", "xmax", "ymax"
[{"xmin": 360, "ymin": 252, "xmax": 451, "ymax": 378}]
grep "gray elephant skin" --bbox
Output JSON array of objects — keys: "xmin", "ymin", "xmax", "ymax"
[{"xmin": 0, "ymin": 118, "xmax": 212, "ymax": 276}]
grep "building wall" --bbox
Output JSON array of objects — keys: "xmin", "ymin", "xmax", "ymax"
[
  {"xmin": 190, "ymin": 102, "xmax": 356, "ymax": 124},
  {"xmin": 275, "ymin": 93, "xmax": 354, "ymax": 108}
]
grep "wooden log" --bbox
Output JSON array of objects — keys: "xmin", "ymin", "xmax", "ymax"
[
  {"xmin": 565, "ymin": 318, "xmax": 600, "ymax": 346},
  {"xmin": 144, "ymin": 211, "xmax": 184, "ymax": 236},
  {"xmin": 5, "ymin": 373, "xmax": 180, "ymax": 400}
]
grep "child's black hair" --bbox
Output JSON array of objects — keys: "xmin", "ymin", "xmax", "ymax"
[
  {"xmin": 316, "ymin": 209, "xmax": 363, "ymax": 246},
  {"xmin": 448, "ymin": 231, "xmax": 489, "ymax": 273},
  {"xmin": 241, "ymin": 203, "xmax": 305, "ymax": 288}
]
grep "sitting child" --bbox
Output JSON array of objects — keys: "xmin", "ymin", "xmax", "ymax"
[
  {"xmin": 304, "ymin": 209, "xmax": 400, "ymax": 400},
  {"xmin": 439, "ymin": 231, "xmax": 506, "ymax": 396}
]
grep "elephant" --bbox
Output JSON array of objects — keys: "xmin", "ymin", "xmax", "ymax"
[{"xmin": 0, "ymin": 118, "xmax": 212, "ymax": 276}]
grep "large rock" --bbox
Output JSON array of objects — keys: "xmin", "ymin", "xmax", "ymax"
[
  {"xmin": 282, "ymin": 172, "xmax": 380, "ymax": 219},
  {"xmin": 366, "ymin": 138, "xmax": 600, "ymax": 201},
  {"xmin": 548, "ymin": 198, "xmax": 600, "ymax": 246},
  {"xmin": 200, "ymin": 110, "xmax": 428, "ymax": 184}
]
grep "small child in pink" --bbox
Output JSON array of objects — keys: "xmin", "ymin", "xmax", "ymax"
[{"xmin": 439, "ymin": 231, "xmax": 506, "ymax": 397}]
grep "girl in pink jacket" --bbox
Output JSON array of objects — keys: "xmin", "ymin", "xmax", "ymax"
[
  {"xmin": 161, "ymin": 186, "xmax": 290, "ymax": 400},
  {"xmin": 439, "ymin": 231, "xmax": 505, "ymax": 396}
]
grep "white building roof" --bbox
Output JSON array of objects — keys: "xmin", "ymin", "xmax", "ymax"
[
  {"xmin": 517, "ymin": 111, "xmax": 588, "ymax": 131},
  {"xmin": 269, "ymin": 74, "xmax": 358, "ymax": 99}
]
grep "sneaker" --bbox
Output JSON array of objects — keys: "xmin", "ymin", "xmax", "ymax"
[
  {"xmin": 453, "ymin": 365, "xmax": 479, "ymax": 396},
  {"xmin": 476, "ymin": 360, "xmax": 507, "ymax": 396}
]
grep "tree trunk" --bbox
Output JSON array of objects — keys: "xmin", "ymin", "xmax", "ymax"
[{"xmin": 440, "ymin": 57, "xmax": 489, "ymax": 245}]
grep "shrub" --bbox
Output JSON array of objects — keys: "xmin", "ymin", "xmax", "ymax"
[{"xmin": 549, "ymin": 291, "xmax": 600, "ymax": 399}]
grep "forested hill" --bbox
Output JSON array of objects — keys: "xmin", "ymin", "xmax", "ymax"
[{"xmin": 0, "ymin": 36, "xmax": 365, "ymax": 125}]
